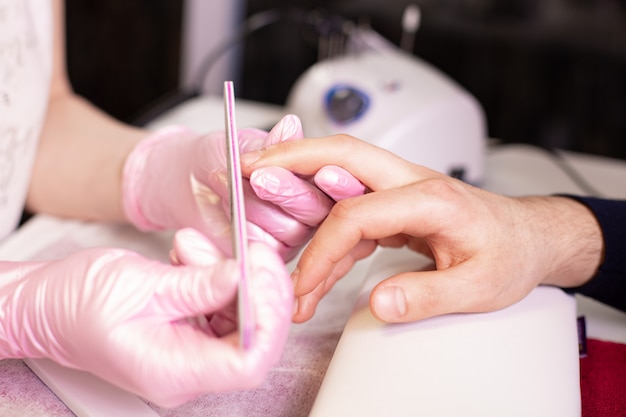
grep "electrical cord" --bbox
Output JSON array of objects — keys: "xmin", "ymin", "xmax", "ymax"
[
  {"xmin": 131, "ymin": 9, "xmax": 284, "ymax": 126},
  {"xmin": 539, "ymin": 146, "xmax": 605, "ymax": 197},
  {"xmin": 188, "ymin": 8, "xmax": 285, "ymax": 95},
  {"xmin": 132, "ymin": 7, "xmax": 348, "ymax": 126}
]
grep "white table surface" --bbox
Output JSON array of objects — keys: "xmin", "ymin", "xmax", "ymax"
[{"xmin": 0, "ymin": 96, "xmax": 624, "ymax": 416}]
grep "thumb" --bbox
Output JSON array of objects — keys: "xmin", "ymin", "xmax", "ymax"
[
  {"xmin": 370, "ymin": 269, "xmax": 476, "ymax": 323},
  {"xmin": 170, "ymin": 227, "xmax": 225, "ymax": 266},
  {"xmin": 264, "ymin": 114, "xmax": 303, "ymax": 145},
  {"xmin": 154, "ymin": 260, "xmax": 240, "ymax": 319}
]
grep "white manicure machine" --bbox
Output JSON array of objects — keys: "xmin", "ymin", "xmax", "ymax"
[{"xmin": 286, "ymin": 47, "xmax": 487, "ymax": 185}]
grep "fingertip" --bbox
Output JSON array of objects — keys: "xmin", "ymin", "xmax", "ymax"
[
  {"xmin": 172, "ymin": 228, "xmax": 223, "ymax": 266},
  {"xmin": 291, "ymin": 296, "xmax": 314, "ymax": 323},
  {"xmin": 240, "ymin": 151, "xmax": 262, "ymax": 169},
  {"xmin": 249, "ymin": 166, "xmax": 300, "ymax": 200},
  {"xmin": 169, "ymin": 248, "xmax": 180, "ymax": 265},
  {"xmin": 291, "ymin": 265, "xmax": 310, "ymax": 297},
  {"xmin": 266, "ymin": 114, "xmax": 303, "ymax": 145},
  {"xmin": 248, "ymin": 168, "xmax": 275, "ymax": 198},
  {"xmin": 158, "ymin": 259, "xmax": 240, "ymax": 319},
  {"xmin": 313, "ymin": 166, "xmax": 340, "ymax": 195},
  {"xmin": 291, "ymin": 314, "xmax": 307, "ymax": 324},
  {"xmin": 314, "ymin": 165, "xmax": 366, "ymax": 201},
  {"xmin": 249, "ymin": 166, "xmax": 333, "ymax": 227},
  {"xmin": 370, "ymin": 285, "xmax": 408, "ymax": 322}
]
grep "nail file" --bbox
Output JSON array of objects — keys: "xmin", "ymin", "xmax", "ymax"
[{"xmin": 224, "ymin": 81, "xmax": 254, "ymax": 350}]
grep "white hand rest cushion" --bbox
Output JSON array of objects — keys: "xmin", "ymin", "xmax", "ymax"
[{"xmin": 310, "ymin": 247, "xmax": 581, "ymax": 417}]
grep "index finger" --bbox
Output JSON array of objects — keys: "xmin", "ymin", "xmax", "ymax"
[
  {"xmin": 294, "ymin": 184, "xmax": 434, "ymax": 296},
  {"xmin": 241, "ymin": 134, "xmax": 441, "ymax": 192}
]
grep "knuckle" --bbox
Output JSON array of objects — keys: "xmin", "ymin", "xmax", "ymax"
[
  {"xmin": 328, "ymin": 197, "xmax": 359, "ymax": 221},
  {"xmin": 415, "ymin": 177, "xmax": 474, "ymax": 218},
  {"xmin": 330, "ymin": 132, "xmax": 358, "ymax": 143},
  {"xmin": 418, "ymin": 177, "xmax": 464, "ymax": 199}
]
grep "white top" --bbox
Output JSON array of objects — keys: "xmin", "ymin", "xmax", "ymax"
[{"xmin": 0, "ymin": 0, "xmax": 53, "ymax": 240}]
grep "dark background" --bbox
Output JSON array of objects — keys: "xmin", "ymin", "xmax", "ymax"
[
  {"xmin": 65, "ymin": 0, "xmax": 183, "ymax": 123},
  {"xmin": 65, "ymin": 0, "xmax": 626, "ymax": 158}
]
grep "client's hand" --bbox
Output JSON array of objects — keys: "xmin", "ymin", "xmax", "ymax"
[{"xmin": 241, "ymin": 135, "xmax": 603, "ymax": 323}]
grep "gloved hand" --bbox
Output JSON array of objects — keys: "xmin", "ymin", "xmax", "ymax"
[
  {"xmin": 123, "ymin": 115, "xmax": 336, "ymax": 261},
  {"xmin": 0, "ymin": 231, "xmax": 293, "ymax": 408}
]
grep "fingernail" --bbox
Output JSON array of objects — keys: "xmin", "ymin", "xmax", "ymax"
[
  {"xmin": 373, "ymin": 286, "xmax": 407, "ymax": 320},
  {"xmin": 292, "ymin": 297, "xmax": 299, "ymax": 317},
  {"xmin": 241, "ymin": 151, "xmax": 261, "ymax": 166},
  {"xmin": 169, "ymin": 249, "xmax": 180, "ymax": 265}
]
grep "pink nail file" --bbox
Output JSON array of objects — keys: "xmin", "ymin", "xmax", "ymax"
[{"xmin": 224, "ymin": 81, "xmax": 254, "ymax": 350}]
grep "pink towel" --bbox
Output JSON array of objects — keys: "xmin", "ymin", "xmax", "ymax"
[{"xmin": 0, "ymin": 359, "xmax": 73, "ymax": 416}]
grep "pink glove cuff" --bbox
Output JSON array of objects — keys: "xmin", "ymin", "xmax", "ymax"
[{"xmin": 122, "ymin": 125, "xmax": 195, "ymax": 231}]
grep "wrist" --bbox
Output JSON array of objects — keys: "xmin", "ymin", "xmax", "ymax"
[{"xmin": 530, "ymin": 196, "xmax": 604, "ymax": 288}]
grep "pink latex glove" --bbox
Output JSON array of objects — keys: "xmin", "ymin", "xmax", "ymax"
[
  {"xmin": 123, "ymin": 115, "xmax": 334, "ymax": 261},
  {"xmin": 0, "ymin": 232, "xmax": 292, "ymax": 408}
]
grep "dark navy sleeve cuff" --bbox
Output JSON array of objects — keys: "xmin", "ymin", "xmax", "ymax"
[{"xmin": 562, "ymin": 196, "xmax": 626, "ymax": 312}]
